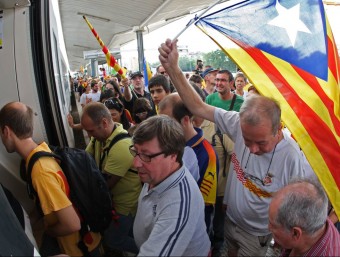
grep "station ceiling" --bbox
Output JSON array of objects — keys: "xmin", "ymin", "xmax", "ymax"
[{"xmin": 58, "ymin": 0, "xmax": 230, "ymax": 71}]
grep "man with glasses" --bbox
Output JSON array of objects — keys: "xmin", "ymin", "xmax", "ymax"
[
  {"xmin": 159, "ymin": 39, "xmax": 307, "ymax": 256},
  {"xmin": 156, "ymin": 65, "xmax": 176, "ymax": 92},
  {"xmin": 156, "ymin": 64, "xmax": 168, "ymax": 76},
  {"xmin": 81, "ymin": 102, "xmax": 141, "ymax": 256},
  {"xmin": 205, "ymin": 69, "xmax": 244, "ymax": 112},
  {"xmin": 130, "ymin": 115, "xmax": 211, "ymax": 256}
]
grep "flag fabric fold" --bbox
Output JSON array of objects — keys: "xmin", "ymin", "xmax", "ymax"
[
  {"xmin": 195, "ymin": 0, "xmax": 340, "ymax": 215},
  {"xmin": 143, "ymin": 58, "xmax": 152, "ymax": 87}
]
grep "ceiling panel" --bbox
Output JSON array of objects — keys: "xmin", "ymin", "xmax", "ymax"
[{"xmin": 58, "ymin": 0, "xmax": 230, "ymax": 71}]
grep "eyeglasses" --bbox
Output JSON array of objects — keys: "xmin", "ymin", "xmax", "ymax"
[
  {"xmin": 129, "ymin": 145, "xmax": 165, "ymax": 162},
  {"xmin": 104, "ymin": 99, "xmax": 122, "ymax": 110},
  {"xmin": 241, "ymin": 144, "xmax": 277, "ymax": 187},
  {"xmin": 243, "ymin": 171, "xmax": 273, "ymax": 186},
  {"xmin": 135, "ymin": 111, "xmax": 148, "ymax": 117},
  {"xmin": 215, "ymin": 78, "xmax": 228, "ymax": 83}
]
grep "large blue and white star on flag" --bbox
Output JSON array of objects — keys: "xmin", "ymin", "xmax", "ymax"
[
  {"xmin": 268, "ymin": 1, "xmax": 311, "ymax": 47},
  {"xmin": 196, "ymin": 0, "xmax": 328, "ymax": 80}
]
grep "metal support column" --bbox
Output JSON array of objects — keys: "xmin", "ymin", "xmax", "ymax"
[
  {"xmin": 135, "ymin": 28, "xmax": 145, "ymax": 72},
  {"xmin": 90, "ymin": 59, "xmax": 98, "ymax": 77}
]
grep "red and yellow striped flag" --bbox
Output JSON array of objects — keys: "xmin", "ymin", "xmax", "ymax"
[
  {"xmin": 196, "ymin": 0, "xmax": 340, "ymax": 215},
  {"xmin": 83, "ymin": 16, "xmax": 126, "ymax": 79}
]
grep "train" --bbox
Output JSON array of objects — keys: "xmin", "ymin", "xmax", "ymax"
[{"xmin": 0, "ymin": 0, "xmax": 73, "ymax": 212}]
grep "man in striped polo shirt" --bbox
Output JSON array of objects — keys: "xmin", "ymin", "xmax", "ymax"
[{"xmin": 130, "ymin": 115, "xmax": 211, "ymax": 256}]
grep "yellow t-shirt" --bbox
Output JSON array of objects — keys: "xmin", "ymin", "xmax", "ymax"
[
  {"xmin": 86, "ymin": 123, "xmax": 141, "ymax": 216},
  {"xmin": 28, "ymin": 142, "xmax": 101, "ymax": 256}
]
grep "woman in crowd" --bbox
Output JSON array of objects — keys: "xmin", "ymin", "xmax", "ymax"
[
  {"xmin": 132, "ymin": 98, "xmax": 154, "ymax": 124},
  {"xmin": 103, "ymin": 97, "xmax": 133, "ymax": 131}
]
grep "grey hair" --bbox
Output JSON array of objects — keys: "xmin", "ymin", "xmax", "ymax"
[
  {"xmin": 275, "ymin": 177, "xmax": 328, "ymax": 235},
  {"xmin": 234, "ymin": 72, "xmax": 248, "ymax": 83},
  {"xmin": 239, "ymin": 95, "xmax": 281, "ymax": 135}
]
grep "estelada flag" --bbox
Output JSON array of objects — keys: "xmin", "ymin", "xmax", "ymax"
[{"xmin": 195, "ymin": 0, "xmax": 340, "ymax": 214}]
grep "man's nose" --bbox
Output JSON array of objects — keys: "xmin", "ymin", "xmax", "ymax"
[
  {"xmin": 133, "ymin": 155, "xmax": 142, "ymax": 168},
  {"xmin": 248, "ymin": 144, "xmax": 260, "ymax": 154}
]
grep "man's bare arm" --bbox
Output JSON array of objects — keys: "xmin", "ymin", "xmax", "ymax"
[
  {"xmin": 158, "ymin": 39, "xmax": 215, "ymax": 122},
  {"xmin": 46, "ymin": 205, "xmax": 81, "ymax": 237},
  {"xmin": 122, "ymin": 78, "xmax": 132, "ymax": 102}
]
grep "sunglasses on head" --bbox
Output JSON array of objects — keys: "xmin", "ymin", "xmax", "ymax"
[{"xmin": 104, "ymin": 98, "xmax": 123, "ymax": 110}]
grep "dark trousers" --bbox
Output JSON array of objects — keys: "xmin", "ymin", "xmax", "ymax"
[{"xmin": 212, "ymin": 196, "xmax": 225, "ymax": 252}]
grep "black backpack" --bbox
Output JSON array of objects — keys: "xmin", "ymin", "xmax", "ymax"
[{"xmin": 21, "ymin": 146, "xmax": 113, "ymax": 234}]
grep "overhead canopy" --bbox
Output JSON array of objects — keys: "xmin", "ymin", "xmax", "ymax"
[{"xmin": 58, "ymin": 0, "xmax": 230, "ymax": 71}]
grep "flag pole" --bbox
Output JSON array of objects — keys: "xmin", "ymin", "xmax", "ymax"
[
  {"xmin": 173, "ymin": 0, "xmax": 224, "ymax": 40},
  {"xmin": 83, "ymin": 15, "xmax": 126, "ymax": 79}
]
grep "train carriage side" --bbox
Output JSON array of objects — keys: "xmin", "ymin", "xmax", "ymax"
[{"xmin": 0, "ymin": 0, "xmax": 74, "ymax": 211}]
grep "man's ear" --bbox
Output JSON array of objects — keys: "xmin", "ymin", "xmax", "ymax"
[
  {"xmin": 169, "ymin": 153, "xmax": 178, "ymax": 162},
  {"xmin": 2, "ymin": 126, "xmax": 11, "ymax": 138},
  {"xmin": 180, "ymin": 115, "xmax": 190, "ymax": 126},
  {"xmin": 102, "ymin": 118, "xmax": 109, "ymax": 129},
  {"xmin": 278, "ymin": 121, "xmax": 284, "ymax": 131},
  {"xmin": 292, "ymin": 227, "xmax": 302, "ymax": 241}
]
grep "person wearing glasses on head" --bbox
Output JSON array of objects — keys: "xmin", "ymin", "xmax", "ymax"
[
  {"xmin": 103, "ymin": 97, "xmax": 133, "ymax": 131},
  {"xmin": 130, "ymin": 115, "xmax": 211, "ymax": 257},
  {"xmin": 81, "ymin": 102, "xmax": 141, "ymax": 256},
  {"xmin": 159, "ymin": 39, "xmax": 308, "ymax": 257},
  {"xmin": 67, "ymin": 91, "xmax": 133, "ymax": 132}
]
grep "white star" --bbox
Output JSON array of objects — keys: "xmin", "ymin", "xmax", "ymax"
[{"xmin": 268, "ymin": 1, "xmax": 311, "ymax": 47}]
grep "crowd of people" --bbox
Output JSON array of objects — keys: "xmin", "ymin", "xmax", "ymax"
[{"xmin": 0, "ymin": 39, "xmax": 339, "ymax": 257}]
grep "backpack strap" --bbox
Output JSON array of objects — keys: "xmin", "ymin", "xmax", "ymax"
[
  {"xmin": 26, "ymin": 151, "xmax": 60, "ymax": 200},
  {"xmin": 99, "ymin": 133, "xmax": 130, "ymax": 171},
  {"xmin": 228, "ymin": 93, "xmax": 237, "ymax": 111}
]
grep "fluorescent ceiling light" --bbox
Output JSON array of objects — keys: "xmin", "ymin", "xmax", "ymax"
[
  {"xmin": 73, "ymin": 44, "xmax": 93, "ymax": 50},
  {"xmin": 77, "ymin": 12, "xmax": 110, "ymax": 22}
]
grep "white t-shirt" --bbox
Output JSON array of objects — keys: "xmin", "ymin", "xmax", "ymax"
[
  {"xmin": 79, "ymin": 92, "xmax": 90, "ymax": 106},
  {"xmin": 214, "ymin": 108, "xmax": 306, "ymax": 236},
  {"xmin": 89, "ymin": 91, "xmax": 101, "ymax": 102}
]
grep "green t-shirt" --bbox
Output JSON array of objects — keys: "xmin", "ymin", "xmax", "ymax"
[
  {"xmin": 86, "ymin": 123, "xmax": 141, "ymax": 215},
  {"xmin": 205, "ymin": 92, "xmax": 244, "ymax": 111}
]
